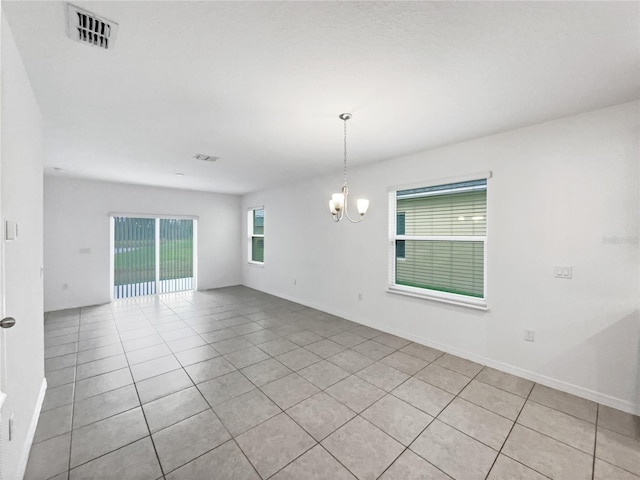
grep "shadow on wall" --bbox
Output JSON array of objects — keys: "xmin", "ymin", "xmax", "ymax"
[{"xmin": 543, "ymin": 309, "xmax": 640, "ymax": 414}]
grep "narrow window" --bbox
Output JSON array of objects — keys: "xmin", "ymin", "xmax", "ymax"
[{"xmin": 249, "ymin": 207, "xmax": 264, "ymax": 264}]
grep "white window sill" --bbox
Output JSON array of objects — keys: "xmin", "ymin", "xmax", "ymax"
[
  {"xmin": 248, "ymin": 261, "xmax": 264, "ymax": 268},
  {"xmin": 388, "ymin": 285, "xmax": 488, "ymax": 311}
]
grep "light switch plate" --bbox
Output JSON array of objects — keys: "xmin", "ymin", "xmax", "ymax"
[
  {"xmin": 554, "ymin": 265, "xmax": 572, "ymax": 279},
  {"xmin": 5, "ymin": 220, "xmax": 17, "ymax": 241}
]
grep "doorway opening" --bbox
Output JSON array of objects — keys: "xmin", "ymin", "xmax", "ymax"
[{"xmin": 111, "ymin": 215, "xmax": 197, "ymax": 299}]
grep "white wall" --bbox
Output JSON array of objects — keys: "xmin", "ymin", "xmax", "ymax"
[
  {"xmin": 243, "ymin": 101, "xmax": 640, "ymax": 414},
  {"xmin": 1, "ymin": 14, "xmax": 46, "ymax": 479},
  {"xmin": 44, "ymin": 177, "xmax": 242, "ymax": 311}
]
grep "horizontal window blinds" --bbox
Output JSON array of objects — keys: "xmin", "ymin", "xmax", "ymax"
[
  {"xmin": 252, "ymin": 238, "xmax": 264, "ymax": 263},
  {"xmin": 396, "ymin": 240, "xmax": 484, "ymax": 297},
  {"xmin": 397, "ymin": 180, "xmax": 487, "ymax": 237},
  {"xmin": 395, "ymin": 179, "xmax": 486, "ymax": 298},
  {"xmin": 253, "ymin": 209, "xmax": 264, "ymax": 235}
]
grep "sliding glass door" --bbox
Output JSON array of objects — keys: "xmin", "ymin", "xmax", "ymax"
[{"xmin": 113, "ymin": 216, "xmax": 196, "ymax": 299}]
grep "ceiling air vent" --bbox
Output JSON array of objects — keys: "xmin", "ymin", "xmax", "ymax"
[
  {"xmin": 66, "ymin": 3, "xmax": 118, "ymax": 50},
  {"xmin": 193, "ymin": 154, "xmax": 219, "ymax": 162}
]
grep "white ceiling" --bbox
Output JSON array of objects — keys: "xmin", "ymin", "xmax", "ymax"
[{"xmin": 3, "ymin": 1, "xmax": 639, "ymax": 194}]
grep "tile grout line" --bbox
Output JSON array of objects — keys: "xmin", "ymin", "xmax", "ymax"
[
  {"xmin": 111, "ymin": 301, "xmax": 168, "ymax": 480},
  {"xmin": 290, "ymin": 348, "xmax": 450, "ymax": 479},
  {"xmin": 63, "ymin": 310, "xmax": 81, "ymax": 480},
  {"xmin": 523, "ymin": 397, "xmax": 600, "ymax": 425},
  {"xmin": 482, "ymin": 385, "xmax": 556, "ymax": 480},
  {"xmin": 184, "ymin": 379, "xmax": 264, "ymax": 479},
  {"xmin": 377, "ymin": 362, "xmax": 485, "ymax": 480},
  {"xmin": 288, "ymin": 348, "xmax": 452, "ymax": 480},
  {"xmin": 265, "ymin": 442, "xmax": 335, "ymax": 480},
  {"xmin": 481, "ymin": 380, "xmax": 534, "ymax": 479},
  {"xmin": 505, "ymin": 417, "xmax": 600, "ymax": 458},
  {"xmin": 134, "ymin": 292, "xmax": 235, "ymax": 477},
  {"xmin": 41, "ymin": 314, "xmax": 72, "ymax": 480},
  {"xmin": 272, "ymin": 362, "xmax": 369, "ymax": 478},
  {"xmin": 247, "ymin": 342, "xmax": 375, "ymax": 478},
  {"xmin": 380, "ymin": 353, "xmax": 601, "ymax": 478},
  {"xmin": 230, "ymin": 438, "xmax": 263, "ymax": 480}
]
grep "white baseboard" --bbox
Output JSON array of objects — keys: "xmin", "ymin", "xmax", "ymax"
[
  {"xmin": 381, "ymin": 325, "xmax": 640, "ymax": 416},
  {"xmin": 243, "ymin": 282, "xmax": 640, "ymax": 416},
  {"xmin": 16, "ymin": 377, "xmax": 47, "ymax": 480}
]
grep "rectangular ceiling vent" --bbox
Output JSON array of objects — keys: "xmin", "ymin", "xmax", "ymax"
[
  {"xmin": 193, "ymin": 154, "xmax": 219, "ymax": 162},
  {"xmin": 66, "ymin": 3, "xmax": 118, "ymax": 50}
]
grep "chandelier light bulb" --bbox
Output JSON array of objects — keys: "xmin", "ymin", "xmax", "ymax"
[
  {"xmin": 357, "ymin": 198, "xmax": 370, "ymax": 216},
  {"xmin": 332, "ymin": 193, "xmax": 345, "ymax": 211}
]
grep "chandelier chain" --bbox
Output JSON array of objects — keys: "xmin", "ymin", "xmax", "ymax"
[{"xmin": 343, "ymin": 116, "xmax": 348, "ymax": 187}]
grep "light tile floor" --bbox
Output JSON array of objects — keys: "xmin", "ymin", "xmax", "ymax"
[{"xmin": 27, "ymin": 286, "xmax": 640, "ymax": 480}]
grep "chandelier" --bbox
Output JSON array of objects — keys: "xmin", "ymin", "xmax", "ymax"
[{"xmin": 329, "ymin": 113, "xmax": 369, "ymax": 223}]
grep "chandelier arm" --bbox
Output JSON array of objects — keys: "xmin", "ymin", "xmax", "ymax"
[
  {"xmin": 344, "ymin": 211, "xmax": 364, "ymax": 223},
  {"xmin": 341, "ymin": 188, "xmax": 364, "ymax": 223},
  {"xmin": 343, "ymin": 203, "xmax": 364, "ymax": 223}
]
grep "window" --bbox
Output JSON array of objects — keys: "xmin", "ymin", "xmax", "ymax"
[
  {"xmin": 389, "ymin": 176, "xmax": 488, "ymax": 309},
  {"xmin": 249, "ymin": 207, "xmax": 264, "ymax": 264}
]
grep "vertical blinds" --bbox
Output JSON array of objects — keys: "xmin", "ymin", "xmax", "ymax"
[
  {"xmin": 395, "ymin": 179, "xmax": 486, "ymax": 298},
  {"xmin": 158, "ymin": 219, "xmax": 194, "ymax": 294},
  {"xmin": 114, "ymin": 217, "xmax": 156, "ymax": 299}
]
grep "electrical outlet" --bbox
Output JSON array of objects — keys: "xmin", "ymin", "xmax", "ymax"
[
  {"xmin": 524, "ymin": 329, "xmax": 535, "ymax": 342},
  {"xmin": 358, "ymin": 293, "xmax": 363, "ymax": 301}
]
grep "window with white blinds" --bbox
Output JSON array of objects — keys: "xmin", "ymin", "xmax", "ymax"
[
  {"xmin": 389, "ymin": 177, "xmax": 488, "ymax": 309},
  {"xmin": 249, "ymin": 207, "xmax": 264, "ymax": 264}
]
